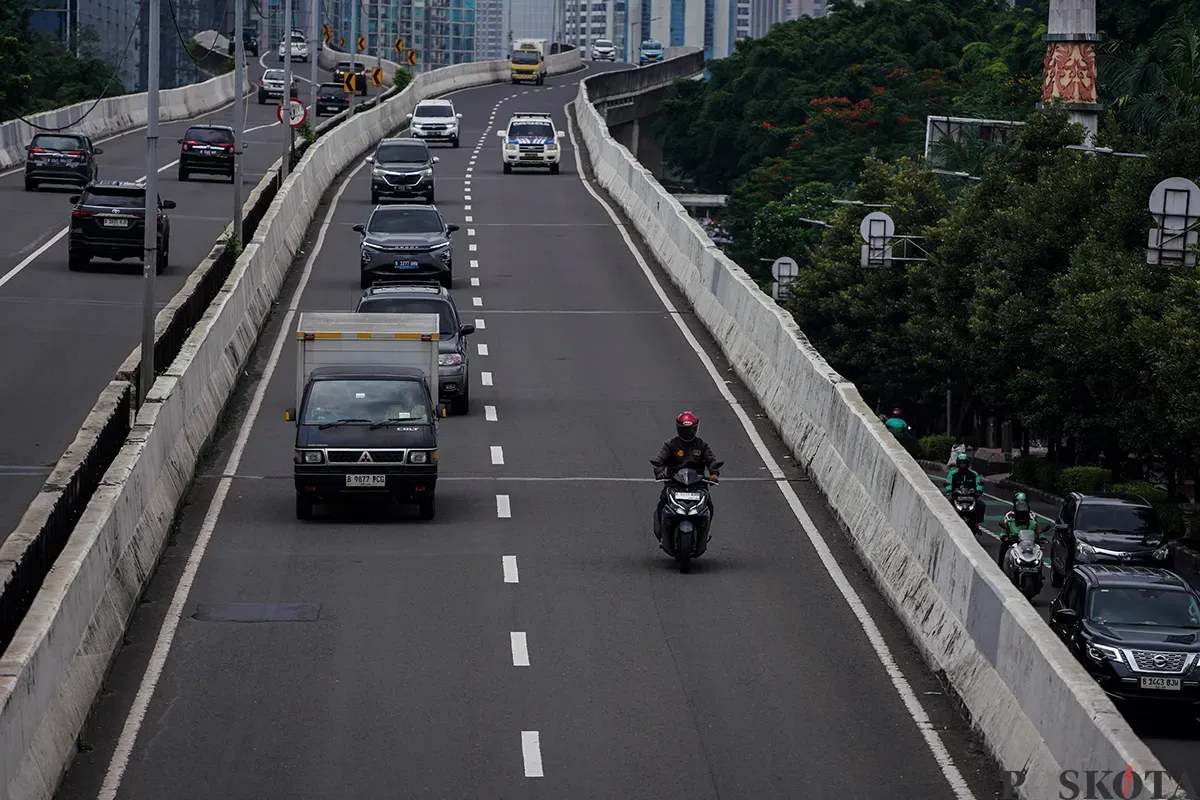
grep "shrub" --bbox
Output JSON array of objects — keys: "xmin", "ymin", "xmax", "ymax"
[
  {"xmin": 393, "ymin": 67, "xmax": 412, "ymax": 91},
  {"xmin": 916, "ymin": 434, "xmax": 956, "ymax": 463},
  {"xmin": 1011, "ymin": 455, "xmax": 1041, "ymax": 484},
  {"xmin": 1059, "ymin": 466, "xmax": 1112, "ymax": 494},
  {"xmin": 1109, "ymin": 481, "xmax": 1168, "ymax": 504},
  {"xmin": 1035, "ymin": 460, "xmax": 1065, "ymax": 494}
]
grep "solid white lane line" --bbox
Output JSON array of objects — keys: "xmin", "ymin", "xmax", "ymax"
[
  {"xmin": 496, "ymin": 494, "xmax": 511, "ymax": 517},
  {"xmin": 475, "ymin": 318, "xmax": 485, "ymax": 329},
  {"xmin": 511, "ymin": 632, "xmax": 530, "ymax": 666},
  {"xmin": 471, "ymin": 277, "xmax": 480, "ymax": 286},
  {"xmin": 491, "ymin": 445, "xmax": 504, "ymax": 464},
  {"xmin": 503, "ymin": 554, "xmax": 519, "ymax": 582},
  {"xmin": 478, "ymin": 343, "xmax": 489, "ymax": 356},
  {"xmin": 485, "ymin": 405, "xmax": 498, "ymax": 421},
  {"xmin": 522, "ymin": 732, "xmax": 544, "ymax": 778},
  {"xmin": 96, "ymin": 146, "xmax": 368, "ymax": 800},
  {"xmin": 469, "ymin": 259, "xmax": 479, "ymax": 267},
  {"xmin": 564, "ymin": 105, "xmax": 974, "ymax": 800},
  {"xmin": 473, "ymin": 296, "xmax": 482, "ymax": 306},
  {"xmin": 482, "ymin": 371, "xmax": 493, "ymax": 385}
]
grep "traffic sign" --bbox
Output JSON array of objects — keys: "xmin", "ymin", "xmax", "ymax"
[
  {"xmin": 343, "ymin": 72, "xmax": 357, "ymax": 93},
  {"xmin": 406, "ymin": 48, "xmax": 417, "ymax": 66},
  {"xmin": 393, "ymin": 37, "xmax": 404, "ymax": 53},
  {"xmin": 339, "ymin": 36, "xmax": 345, "ymax": 47},
  {"xmin": 370, "ymin": 66, "xmax": 384, "ymax": 86},
  {"xmin": 771, "ymin": 256, "xmax": 798, "ymax": 281},
  {"xmin": 323, "ymin": 30, "xmax": 332, "ymax": 44},
  {"xmin": 276, "ymin": 98, "xmax": 308, "ymax": 128},
  {"xmin": 357, "ymin": 35, "xmax": 366, "ymax": 52}
]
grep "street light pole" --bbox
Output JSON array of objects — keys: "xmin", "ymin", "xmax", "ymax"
[
  {"xmin": 349, "ymin": 0, "xmax": 358, "ymax": 113},
  {"xmin": 375, "ymin": 0, "xmax": 382, "ymax": 77},
  {"xmin": 140, "ymin": 0, "xmax": 161, "ymax": 404},
  {"xmin": 233, "ymin": 0, "xmax": 246, "ymax": 246},
  {"xmin": 282, "ymin": 0, "xmax": 293, "ymax": 181},
  {"xmin": 310, "ymin": 0, "xmax": 319, "ymax": 108}
]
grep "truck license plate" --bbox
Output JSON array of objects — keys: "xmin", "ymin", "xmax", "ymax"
[
  {"xmin": 1140, "ymin": 676, "xmax": 1181, "ymax": 690},
  {"xmin": 346, "ymin": 474, "xmax": 387, "ymax": 487},
  {"xmin": 394, "ymin": 260, "xmax": 419, "ymax": 269}
]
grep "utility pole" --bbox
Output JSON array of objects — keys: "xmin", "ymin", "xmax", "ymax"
[
  {"xmin": 234, "ymin": 0, "xmax": 246, "ymax": 246},
  {"xmin": 141, "ymin": 0, "xmax": 161, "ymax": 404},
  {"xmin": 282, "ymin": 0, "xmax": 293, "ymax": 181},
  {"xmin": 310, "ymin": 0, "xmax": 319, "ymax": 108},
  {"xmin": 375, "ymin": 0, "xmax": 382, "ymax": 77},
  {"xmin": 349, "ymin": 0, "xmax": 358, "ymax": 113}
]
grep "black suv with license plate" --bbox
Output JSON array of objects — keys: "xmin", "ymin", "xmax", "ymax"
[
  {"xmin": 24, "ymin": 133, "xmax": 102, "ymax": 191},
  {"xmin": 178, "ymin": 124, "xmax": 236, "ymax": 182},
  {"xmin": 315, "ymin": 82, "xmax": 350, "ymax": 116},
  {"xmin": 67, "ymin": 181, "xmax": 174, "ymax": 274}
]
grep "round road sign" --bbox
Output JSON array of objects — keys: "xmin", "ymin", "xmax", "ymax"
[
  {"xmin": 277, "ymin": 99, "xmax": 308, "ymax": 128},
  {"xmin": 771, "ymin": 256, "xmax": 798, "ymax": 280}
]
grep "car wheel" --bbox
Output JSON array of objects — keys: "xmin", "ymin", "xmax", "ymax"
[
  {"xmin": 156, "ymin": 241, "xmax": 168, "ymax": 275},
  {"xmin": 68, "ymin": 249, "xmax": 90, "ymax": 272},
  {"xmin": 503, "ymin": 163, "xmax": 512, "ymax": 174},
  {"xmin": 418, "ymin": 493, "xmax": 435, "ymax": 520},
  {"xmin": 24, "ymin": 178, "xmax": 35, "ymax": 191},
  {"xmin": 550, "ymin": 163, "xmax": 560, "ymax": 175},
  {"xmin": 257, "ymin": 94, "xmax": 265, "ymax": 104},
  {"xmin": 451, "ymin": 383, "xmax": 469, "ymax": 415},
  {"xmin": 440, "ymin": 271, "xmax": 452, "ymax": 289},
  {"xmin": 178, "ymin": 167, "xmax": 189, "ymax": 181},
  {"xmin": 1050, "ymin": 557, "xmax": 1064, "ymax": 588},
  {"xmin": 452, "ymin": 137, "xmax": 459, "ymax": 148},
  {"xmin": 360, "ymin": 273, "xmax": 371, "ymax": 290},
  {"xmin": 296, "ymin": 494, "xmax": 314, "ymax": 520},
  {"xmin": 426, "ymin": 191, "xmax": 435, "ymax": 204}
]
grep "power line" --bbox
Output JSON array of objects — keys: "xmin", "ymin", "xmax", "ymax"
[
  {"xmin": 165, "ymin": 0, "xmax": 232, "ymax": 68},
  {"xmin": 2, "ymin": 0, "xmax": 146, "ymax": 131}
]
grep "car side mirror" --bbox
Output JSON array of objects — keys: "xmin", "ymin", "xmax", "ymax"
[
  {"xmin": 365, "ymin": 155, "xmax": 375, "ymax": 164},
  {"xmin": 162, "ymin": 200, "xmax": 177, "ymax": 209},
  {"xmin": 496, "ymin": 130, "xmax": 505, "ymax": 137},
  {"xmin": 177, "ymin": 138, "xmax": 183, "ymax": 144},
  {"xmin": 284, "ymin": 407, "xmax": 297, "ymax": 421},
  {"xmin": 1052, "ymin": 608, "xmax": 1079, "ymax": 626},
  {"xmin": 432, "ymin": 156, "xmax": 439, "ymax": 163},
  {"xmin": 447, "ymin": 224, "xmax": 459, "ymax": 233},
  {"xmin": 1055, "ymin": 522, "xmax": 1068, "ymax": 533},
  {"xmin": 557, "ymin": 130, "xmax": 565, "ymax": 137},
  {"xmin": 352, "ymin": 223, "xmax": 365, "ymax": 233},
  {"xmin": 406, "ymin": 112, "xmax": 413, "ymax": 119},
  {"xmin": 69, "ymin": 195, "xmax": 80, "ymax": 204},
  {"xmin": 436, "ymin": 403, "xmax": 447, "ymax": 418},
  {"xmin": 459, "ymin": 323, "xmax": 475, "ymax": 336},
  {"xmin": 93, "ymin": 148, "xmax": 103, "ymax": 154},
  {"xmin": 456, "ymin": 113, "xmax": 463, "ymax": 118}
]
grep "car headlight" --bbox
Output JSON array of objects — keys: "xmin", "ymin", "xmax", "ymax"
[
  {"xmin": 361, "ymin": 248, "xmax": 374, "ymax": 264},
  {"xmin": 439, "ymin": 353, "xmax": 463, "ymax": 366},
  {"xmin": 1086, "ymin": 643, "xmax": 1123, "ymax": 664},
  {"xmin": 1076, "ymin": 541, "xmax": 1097, "ymax": 558},
  {"xmin": 1154, "ymin": 544, "xmax": 1170, "ymax": 560},
  {"xmin": 420, "ymin": 167, "xmax": 433, "ymax": 177}
]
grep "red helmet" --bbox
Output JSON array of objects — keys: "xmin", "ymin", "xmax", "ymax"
[{"xmin": 676, "ymin": 411, "xmax": 699, "ymax": 442}]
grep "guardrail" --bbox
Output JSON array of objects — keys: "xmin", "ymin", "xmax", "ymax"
[
  {"xmin": 571, "ymin": 48, "xmax": 1183, "ymax": 800},
  {"xmin": 0, "ymin": 48, "xmax": 582, "ymax": 800}
]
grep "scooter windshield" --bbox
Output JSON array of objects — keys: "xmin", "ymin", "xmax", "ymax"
[{"xmin": 672, "ymin": 468, "xmax": 703, "ymax": 486}]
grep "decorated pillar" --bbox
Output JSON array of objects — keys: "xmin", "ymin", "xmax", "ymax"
[{"xmin": 1040, "ymin": 0, "xmax": 1100, "ymax": 143}]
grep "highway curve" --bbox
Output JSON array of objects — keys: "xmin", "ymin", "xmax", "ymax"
[
  {"xmin": 54, "ymin": 64, "xmax": 1004, "ymax": 799},
  {"xmin": 0, "ymin": 56, "xmax": 341, "ymax": 541}
]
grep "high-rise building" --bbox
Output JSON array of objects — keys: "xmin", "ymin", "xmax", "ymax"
[
  {"xmin": 624, "ymin": 0, "xmax": 747, "ymax": 61},
  {"xmin": 328, "ymin": 0, "xmax": 476, "ymax": 73},
  {"xmin": 475, "ymin": 0, "xmax": 506, "ymax": 59},
  {"xmin": 508, "ymin": 0, "xmax": 555, "ymax": 43},
  {"xmin": 564, "ymin": 0, "xmax": 627, "ymax": 58}
]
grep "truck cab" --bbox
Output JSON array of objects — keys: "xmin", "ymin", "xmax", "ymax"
[
  {"xmin": 287, "ymin": 312, "xmax": 446, "ymax": 520},
  {"xmin": 509, "ymin": 39, "xmax": 546, "ymax": 84}
]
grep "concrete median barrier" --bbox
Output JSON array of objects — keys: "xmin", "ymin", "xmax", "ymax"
[
  {"xmin": 0, "ymin": 51, "xmax": 582, "ymax": 800},
  {"xmin": 571, "ymin": 55, "xmax": 1183, "ymax": 799},
  {"xmin": 0, "ymin": 31, "xmax": 248, "ymax": 172}
]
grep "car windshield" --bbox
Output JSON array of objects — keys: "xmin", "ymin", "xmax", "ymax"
[
  {"xmin": 1076, "ymin": 504, "xmax": 1162, "ymax": 535},
  {"xmin": 508, "ymin": 122, "xmax": 554, "ymax": 138},
  {"xmin": 358, "ymin": 298, "xmax": 457, "ymax": 333},
  {"xmin": 319, "ymin": 83, "xmax": 343, "ymax": 96},
  {"xmin": 302, "ymin": 379, "xmax": 429, "ymax": 424},
  {"xmin": 264, "ymin": 69, "xmax": 284, "ymax": 80},
  {"xmin": 1088, "ymin": 587, "xmax": 1200, "ymax": 628},
  {"xmin": 32, "ymin": 135, "xmax": 85, "ymax": 151},
  {"xmin": 642, "ymin": 40, "xmax": 661, "ymax": 48},
  {"xmin": 368, "ymin": 207, "xmax": 442, "ymax": 233},
  {"xmin": 185, "ymin": 128, "xmax": 233, "ymax": 143},
  {"xmin": 376, "ymin": 143, "xmax": 429, "ymax": 163},
  {"xmin": 512, "ymin": 50, "xmax": 539, "ymax": 65},
  {"xmin": 595, "ymin": 39, "xmax": 612, "ymax": 47},
  {"xmin": 81, "ymin": 189, "xmax": 146, "ymax": 208},
  {"xmin": 415, "ymin": 104, "xmax": 454, "ymax": 117}
]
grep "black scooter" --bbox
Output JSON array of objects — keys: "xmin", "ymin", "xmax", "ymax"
[{"xmin": 653, "ymin": 461, "xmax": 722, "ymax": 573}]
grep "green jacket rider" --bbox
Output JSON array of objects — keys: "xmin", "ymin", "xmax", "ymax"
[
  {"xmin": 997, "ymin": 493, "xmax": 1046, "ymax": 567},
  {"xmin": 943, "ymin": 452, "xmax": 986, "ymax": 529}
]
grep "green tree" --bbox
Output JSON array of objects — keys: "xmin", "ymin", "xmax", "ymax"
[{"xmin": 1102, "ymin": 12, "xmax": 1200, "ymax": 138}]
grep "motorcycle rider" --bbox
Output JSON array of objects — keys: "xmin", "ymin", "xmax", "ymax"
[
  {"xmin": 884, "ymin": 408, "xmax": 909, "ymax": 438},
  {"xmin": 997, "ymin": 493, "xmax": 1046, "ymax": 567},
  {"xmin": 651, "ymin": 411, "xmax": 720, "ymax": 540},
  {"xmin": 943, "ymin": 452, "xmax": 985, "ymax": 532}
]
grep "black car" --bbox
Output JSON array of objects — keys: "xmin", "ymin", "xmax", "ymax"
[
  {"xmin": 354, "ymin": 205, "xmax": 457, "ymax": 290},
  {"xmin": 1050, "ymin": 492, "xmax": 1172, "ymax": 587},
  {"xmin": 366, "ymin": 137, "xmax": 438, "ymax": 204},
  {"xmin": 356, "ymin": 279, "xmax": 475, "ymax": 414},
  {"xmin": 315, "ymin": 82, "xmax": 350, "ymax": 116},
  {"xmin": 24, "ymin": 133, "xmax": 102, "ymax": 191},
  {"xmin": 67, "ymin": 181, "xmax": 174, "ymax": 274},
  {"xmin": 288, "ymin": 365, "xmax": 445, "ymax": 520},
  {"xmin": 229, "ymin": 27, "xmax": 259, "ymax": 56},
  {"xmin": 1050, "ymin": 565, "xmax": 1200, "ymax": 710},
  {"xmin": 177, "ymin": 124, "xmax": 235, "ymax": 182},
  {"xmin": 332, "ymin": 60, "xmax": 368, "ymax": 95}
]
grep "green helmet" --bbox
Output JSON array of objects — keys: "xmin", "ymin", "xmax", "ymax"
[
  {"xmin": 1014, "ymin": 492, "xmax": 1027, "ymax": 502},
  {"xmin": 955, "ymin": 452, "xmax": 971, "ymax": 467}
]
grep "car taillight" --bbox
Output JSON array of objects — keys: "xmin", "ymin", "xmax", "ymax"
[
  {"xmin": 259, "ymin": 79, "xmax": 264, "ymax": 86},
  {"xmin": 67, "ymin": 150, "xmax": 85, "ymax": 156},
  {"xmin": 71, "ymin": 208, "xmax": 94, "ymax": 218},
  {"xmin": 28, "ymin": 147, "xmax": 47, "ymax": 154}
]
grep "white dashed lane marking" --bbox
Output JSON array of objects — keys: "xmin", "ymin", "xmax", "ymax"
[
  {"xmin": 485, "ymin": 405, "xmax": 497, "ymax": 421},
  {"xmin": 491, "ymin": 446, "xmax": 504, "ymax": 465},
  {"xmin": 475, "ymin": 318, "xmax": 485, "ymax": 329},
  {"xmin": 502, "ymin": 555, "xmax": 518, "ymax": 582},
  {"xmin": 471, "ymin": 277, "xmax": 480, "ymax": 286},
  {"xmin": 482, "ymin": 372, "xmax": 493, "ymax": 385},
  {"xmin": 472, "ymin": 296, "xmax": 482, "ymax": 306},
  {"xmin": 522, "ymin": 732, "xmax": 544, "ymax": 778},
  {"xmin": 511, "ymin": 632, "xmax": 530, "ymax": 666},
  {"xmin": 478, "ymin": 343, "xmax": 489, "ymax": 356},
  {"xmin": 496, "ymin": 494, "xmax": 511, "ymax": 517}
]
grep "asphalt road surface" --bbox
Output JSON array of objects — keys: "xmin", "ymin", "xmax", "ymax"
[
  {"xmin": 55, "ymin": 65, "xmax": 1004, "ymax": 799},
  {"xmin": 0, "ymin": 55, "xmax": 347, "ymax": 542}
]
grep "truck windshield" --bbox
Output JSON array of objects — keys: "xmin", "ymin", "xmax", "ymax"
[
  {"xmin": 512, "ymin": 51, "xmax": 539, "ymax": 65},
  {"xmin": 302, "ymin": 379, "xmax": 429, "ymax": 424}
]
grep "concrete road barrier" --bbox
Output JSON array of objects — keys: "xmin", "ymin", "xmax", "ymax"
[
  {"xmin": 0, "ymin": 51, "xmax": 581, "ymax": 800},
  {"xmin": 571, "ymin": 54, "xmax": 1183, "ymax": 799},
  {"xmin": 0, "ymin": 31, "xmax": 248, "ymax": 172}
]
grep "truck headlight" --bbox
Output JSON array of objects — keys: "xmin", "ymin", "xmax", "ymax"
[
  {"xmin": 439, "ymin": 353, "xmax": 463, "ymax": 366},
  {"xmin": 545, "ymin": 143, "xmax": 558, "ymax": 151},
  {"xmin": 408, "ymin": 450, "xmax": 430, "ymax": 464},
  {"xmin": 505, "ymin": 143, "xmax": 517, "ymax": 151},
  {"xmin": 295, "ymin": 449, "xmax": 324, "ymax": 464}
]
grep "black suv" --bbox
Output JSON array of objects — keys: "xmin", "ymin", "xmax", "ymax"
[
  {"xmin": 67, "ymin": 181, "xmax": 174, "ymax": 274},
  {"xmin": 24, "ymin": 133, "xmax": 102, "ymax": 191},
  {"xmin": 1050, "ymin": 565, "xmax": 1200, "ymax": 710},
  {"xmin": 355, "ymin": 279, "xmax": 475, "ymax": 414},
  {"xmin": 229, "ymin": 27, "xmax": 259, "ymax": 56},
  {"xmin": 1050, "ymin": 492, "xmax": 1172, "ymax": 587},
  {"xmin": 332, "ymin": 61, "xmax": 369, "ymax": 95},
  {"xmin": 354, "ymin": 204, "xmax": 457, "ymax": 289},
  {"xmin": 177, "ymin": 124, "xmax": 236, "ymax": 182},
  {"xmin": 367, "ymin": 137, "xmax": 438, "ymax": 204},
  {"xmin": 315, "ymin": 82, "xmax": 350, "ymax": 116}
]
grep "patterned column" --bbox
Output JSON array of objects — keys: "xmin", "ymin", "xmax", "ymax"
[{"xmin": 1040, "ymin": 0, "xmax": 1100, "ymax": 142}]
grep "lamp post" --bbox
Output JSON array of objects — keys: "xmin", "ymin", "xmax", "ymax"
[{"xmin": 140, "ymin": 0, "xmax": 161, "ymax": 403}]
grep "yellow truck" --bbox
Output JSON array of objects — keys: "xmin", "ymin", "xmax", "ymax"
[{"xmin": 509, "ymin": 38, "xmax": 546, "ymax": 85}]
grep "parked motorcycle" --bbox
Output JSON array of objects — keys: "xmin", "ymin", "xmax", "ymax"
[
  {"xmin": 951, "ymin": 486, "xmax": 981, "ymax": 534},
  {"xmin": 1001, "ymin": 526, "xmax": 1046, "ymax": 600},
  {"xmin": 653, "ymin": 461, "xmax": 722, "ymax": 573}
]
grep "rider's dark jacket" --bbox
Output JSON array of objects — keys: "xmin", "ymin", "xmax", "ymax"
[{"xmin": 652, "ymin": 436, "xmax": 720, "ymax": 477}]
